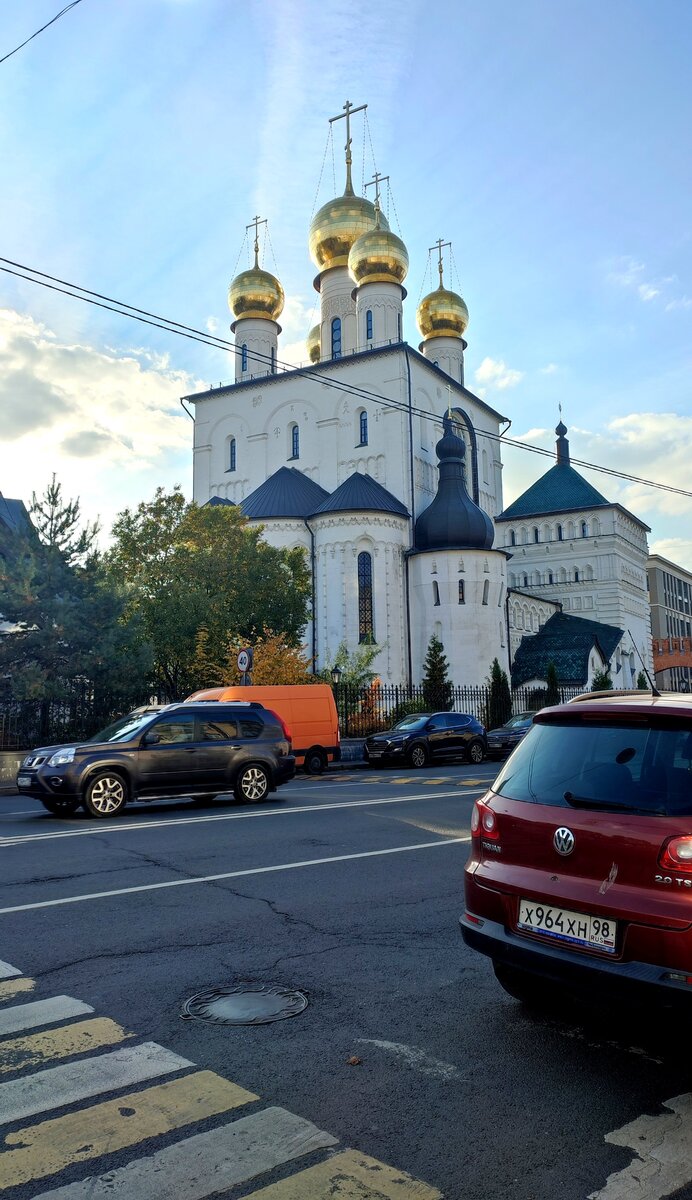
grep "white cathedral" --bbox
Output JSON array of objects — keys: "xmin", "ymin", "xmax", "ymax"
[{"xmin": 187, "ymin": 104, "xmax": 652, "ymax": 688}]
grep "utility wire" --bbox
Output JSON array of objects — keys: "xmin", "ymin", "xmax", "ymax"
[
  {"xmin": 2, "ymin": 255, "xmax": 691, "ymax": 502},
  {"xmin": 0, "ymin": 0, "xmax": 85, "ymax": 67}
]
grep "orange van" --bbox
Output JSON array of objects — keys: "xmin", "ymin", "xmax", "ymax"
[{"xmin": 185, "ymin": 684, "xmax": 340, "ymax": 774}]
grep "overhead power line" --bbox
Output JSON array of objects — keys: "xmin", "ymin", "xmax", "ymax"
[
  {"xmin": 0, "ymin": 1, "xmax": 86, "ymax": 67},
  {"xmin": 1, "ymin": 255, "xmax": 691, "ymax": 503}
]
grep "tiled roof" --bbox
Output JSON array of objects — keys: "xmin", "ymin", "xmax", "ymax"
[
  {"xmin": 511, "ymin": 611, "xmax": 623, "ymax": 687},
  {"xmin": 310, "ymin": 471, "xmax": 410, "ymax": 518},
  {"xmin": 240, "ymin": 467, "xmax": 329, "ymax": 520},
  {"xmin": 497, "ymin": 463, "xmax": 609, "ymax": 521}
]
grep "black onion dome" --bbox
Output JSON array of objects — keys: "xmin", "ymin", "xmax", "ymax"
[{"xmin": 414, "ymin": 415, "xmax": 494, "ymax": 551}]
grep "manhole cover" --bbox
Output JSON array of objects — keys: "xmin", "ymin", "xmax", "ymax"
[{"xmin": 181, "ymin": 983, "xmax": 308, "ymax": 1026}]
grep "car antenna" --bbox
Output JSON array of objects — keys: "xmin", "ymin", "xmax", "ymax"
[{"xmin": 628, "ymin": 629, "xmax": 661, "ymax": 697}]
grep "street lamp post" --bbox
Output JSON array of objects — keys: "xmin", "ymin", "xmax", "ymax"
[{"xmin": 330, "ymin": 665, "xmax": 343, "ymax": 729}]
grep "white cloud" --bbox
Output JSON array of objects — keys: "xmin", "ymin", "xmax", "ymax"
[
  {"xmin": 0, "ymin": 307, "xmax": 204, "ymax": 542},
  {"xmin": 474, "ymin": 356, "xmax": 524, "ymax": 396},
  {"xmin": 539, "ymin": 363, "xmax": 559, "ymax": 375},
  {"xmin": 649, "ymin": 537, "xmax": 692, "ymax": 573},
  {"xmin": 278, "ymin": 294, "xmax": 320, "ymax": 369},
  {"xmin": 606, "ymin": 256, "xmax": 689, "ymax": 311},
  {"xmin": 665, "ymin": 296, "xmax": 692, "ymax": 311},
  {"xmin": 205, "ymin": 316, "xmax": 220, "ymax": 333},
  {"xmin": 637, "ymin": 283, "xmax": 660, "ymax": 302}
]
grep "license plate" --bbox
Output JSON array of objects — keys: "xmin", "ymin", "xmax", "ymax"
[
  {"xmin": 17, "ymin": 775, "xmax": 31, "ymax": 787},
  {"xmin": 517, "ymin": 898, "xmax": 617, "ymax": 953},
  {"xmin": 368, "ymin": 751, "xmax": 382, "ymax": 759}
]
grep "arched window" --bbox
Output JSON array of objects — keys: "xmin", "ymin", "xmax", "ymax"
[
  {"xmin": 533, "ymin": 526, "xmax": 539, "ymax": 543},
  {"xmin": 574, "ymin": 569, "xmax": 580, "ymax": 582},
  {"xmin": 359, "ymin": 410, "xmax": 368, "ymax": 445},
  {"xmin": 433, "ymin": 581, "xmax": 441, "ymax": 606},
  {"xmin": 331, "ymin": 317, "xmax": 342, "ymax": 359},
  {"xmin": 358, "ymin": 551, "xmax": 374, "ymax": 642},
  {"xmin": 482, "ymin": 580, "xmax": 490, "ymax": 605},
  {"xmin": 270, "ymin": 346, "xmax": 275, "ymax": 374},
  {"xmin": 366, "ymin": 310, "xmax": 373, "ymax": 341},
  {"xmin": 229, "ymin": 437, "xmax": 236, "ymax": 472},
  {"xmin": 241, "ymin": 343, "xmax": 248, "ymax": 372},
  {"xmin": 458, "ymin": 580, "xmax": 465, "ymax": 605},
  {"xmin": 290, "ymin": 424, "xmax": 299, "ymax": 459},
  {"xmin": 581, "ymin": 520, "xmax": 588, "ymax": 537},
  {"xmin": 523, "ymin": 574, "xmax": 529, "ymax": 587},
  {"xmin": 548, "ymin": 571, "xmax": 554, "ymax": 584},
  {"xmin": 510, "ymin": 530, "xmax": 516, "ymax": 546},
  {"xmin": 557, "ymin": 524, "xmax": 563, "ymax": 541}
]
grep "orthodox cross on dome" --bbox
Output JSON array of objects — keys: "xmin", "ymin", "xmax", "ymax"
[
  {"xmin": 429, "ymin": 237, "xmax": 452, "ymax": 289},
  {"xmin": 365, "ymin": 171, "xmax": 388, "ymax": 226},
  {"xmin": 246, "ymin": 215, "xmax": 267, "ymax": 268},
  {"xmin": 329, "ymin": 99, "xmax": 367, "ymax": 195}
]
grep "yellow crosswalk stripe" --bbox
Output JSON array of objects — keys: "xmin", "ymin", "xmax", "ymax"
[
  {"xmin": 242, "ymin": 1148, "xmax": 443, "ymax": 1198},
  {"xmin": 0, "ymin": 1018, "xmax": 131, "ymax": 1076},
  {"xmin": 0, "ymin": 978, "xmax": 35, "ymax": 1003},
  {"xmin": 0, "ymin": 1070, "xmax": 256, "ymax": 1190}
]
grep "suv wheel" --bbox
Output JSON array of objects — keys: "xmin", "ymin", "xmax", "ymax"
[
  {"xmin": 304, "ymin": 748, "xmax": 326, "ymax": 775},
  {"xmin": 83, "ymin": 771, "xmax": 128, "ymax": 819},
  {"xmin": 408, "ymin": 742, "xmax": 428, "ymax": 769},
  {"xmin": 234, "ymin": 764, "xmax": 270, "ymax": 803},
  {"xmin": 468, "ymin": 739, "xmax": 485, "ymax": 765},
  {"xmin": 40, "ymin": 796, "xmax": 82, "ymax": 817}
]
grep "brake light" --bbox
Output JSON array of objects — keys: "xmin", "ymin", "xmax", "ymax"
[
  {"xmin": 659, "ymin": 836, "xmax": 692, "ymax": 870},
  {"xmin": 471, "ymin": 798, "xmax": 499, "ymax": 840}
]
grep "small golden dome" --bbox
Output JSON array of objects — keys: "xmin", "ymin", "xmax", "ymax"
[
  {"xmin": 228, "ymin": 265, "xmax": 284, "ymax": 323},
  {"xmin": 309, "ymin": 188, "xmax": 389, "ymax": 273},
  {"xmin": 306, "ymin": 324, "xmax": 321, "ymax": 364},
  {"xmin": 348, "ymin": 226, "xmax": 409, "ymax": 286},
  {"xmin": 416, "ymin": 284, "xmax": 469, "ymax": 340}
]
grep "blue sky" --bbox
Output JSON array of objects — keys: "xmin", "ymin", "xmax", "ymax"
[{"xmin": 1, "ymin": 0, "xmax": 691, "ymax": 566}]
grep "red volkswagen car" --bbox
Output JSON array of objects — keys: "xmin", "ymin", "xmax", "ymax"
[{"xmin": 461, "ymin": 692, "xmax": 692, "ymax": 1008}]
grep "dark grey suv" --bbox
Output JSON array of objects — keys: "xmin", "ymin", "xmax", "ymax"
[{"xmin": 16, "ymin": 701, "xmax": 295, "ymax": 819}]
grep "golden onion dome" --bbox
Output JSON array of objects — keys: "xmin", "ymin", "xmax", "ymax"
[
  {"xmin": 348, "ymin": 225, "xmax": 409, "ymax": 287},
  {"xmin": 416, "ymin": 284, "xmax": 469, "ymax": 340},
  {"xmin": 228, "ymin": 264, "xmax": 284, "ymax": 324},
  {"xmin": 306, "ymin": 324, "xmax": 321, "ymax": 364},
  {"xmin": 309, "ymin": 187, "xmax": 389, "ymax": 273}
]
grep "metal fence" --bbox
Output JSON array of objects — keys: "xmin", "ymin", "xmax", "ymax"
[{"xmin": 0, "ymin": 691, "xmax": 161, "ymax": 751}]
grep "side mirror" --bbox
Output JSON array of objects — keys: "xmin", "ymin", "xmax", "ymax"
[{"xmin": 143, "ymin": 731, "xmax": 161, "ymax": 745}]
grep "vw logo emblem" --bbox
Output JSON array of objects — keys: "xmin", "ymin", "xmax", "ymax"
[{"xmin": 553, "ymin": 827, "xmax": 575, "ymax": 856}]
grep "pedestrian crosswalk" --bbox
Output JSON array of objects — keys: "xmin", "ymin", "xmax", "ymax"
[{"xmin": 0, "ymin": 956, "xmax": 443, "ymax": 1198}]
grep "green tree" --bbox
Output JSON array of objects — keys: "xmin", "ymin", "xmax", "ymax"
[
  {"xmin": 30, "ymin": 474, "xmax": 100, "ymax": 566},
  {"xmin": 421, "ymin": 634, "xmax": 453, "ymax": 711},
  {"xmin": 319, "ymin": 640, "xmax": 381, "ymax": 688},
  {"xmin": 486, "ymin": 658, "xmax": 511, "ymax": 728},
  {"xmin": 591, "ymin": 669, "xmax": 613, "ymax": 691},
  {"xmin": 637, "ymin": 671, "xmax": 648, "ymax": 689},
  {"xmin": 545, "ymin": 661, "xmax": 561, "ymax": 706},
  {"xmin": 107, "ymin": 488, "xmax": 311, "ymax": 699}
]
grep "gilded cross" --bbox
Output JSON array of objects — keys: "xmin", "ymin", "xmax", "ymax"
[
  {"xmin": 329, "ymin": 100, "xmax": 367, "ymax": 193},
  {"xmin": 429, "ymin": 237, "xmax": 452, "ymax": 288},
  {"xmin": 246, "ymin": 215, "xmax": 267, "ymax": 267}
]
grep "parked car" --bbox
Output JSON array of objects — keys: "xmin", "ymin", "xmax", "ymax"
[
  {"xmin": 461, "ymin": 691, "xmax": 692, "ymax": 1009},
  {"xmin": 365, "ymin": 712, "xmax": 487, "ymax": 768},
  {"xmin": 186, "ymin": 684, "xmax": 339, "ymax": 775},
  {"xmin": 486, "ymin": 712, "xmax": 535, "ymax": 759},
  {"xmin": 16, "ymin": 701, "xmax": 295, "ymax": 819}
]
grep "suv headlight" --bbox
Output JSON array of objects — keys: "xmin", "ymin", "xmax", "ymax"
[{"xmin": 48, "ymin": 748, "xmax": 75, "ymax": 766}]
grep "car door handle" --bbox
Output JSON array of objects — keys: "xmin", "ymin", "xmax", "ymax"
[{"xmin": 181, "ymin": 747, "xmax": 197, "ymax": 753}]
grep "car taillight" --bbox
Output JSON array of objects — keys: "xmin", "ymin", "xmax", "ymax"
[
  {"xmin": 659, "ymin": 836, "xmax": 692, "ymax": 870},
  {"xmin": 472, "ymin": 798, "xmax": 499, "ymax": 840}
]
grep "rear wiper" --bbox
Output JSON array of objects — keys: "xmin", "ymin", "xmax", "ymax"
[{"xmin": 563, "ymin": 791, "xmax": 664, "ymax": 816}]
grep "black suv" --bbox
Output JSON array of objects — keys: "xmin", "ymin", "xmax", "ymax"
[
  {"xmin": 365, "ymin": 712, "xmax": 487, "ymax": 767},
  {"xmin": 16, "ymin": 702, "xmax": 295, "ymax": 819}
]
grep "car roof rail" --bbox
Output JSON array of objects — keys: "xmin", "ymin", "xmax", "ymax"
[{"xmin": 568, "ymin": 688, "xmax": 659, "ymax": 704}]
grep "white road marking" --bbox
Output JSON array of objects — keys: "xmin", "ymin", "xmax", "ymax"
[
  {"xmin": 0, "ymin": 995, "xmax": 93, "ymax": 1036},
  {"xmin": 357, "ymin": 1038, "xmax": 463, "ymax": 1081},
  {"xmin": 29, "ymin": 1105, "xmax": 338, "ymax": 1199},
  {"xmin": 0, "ymin": 836, "xmax": 471, "ymax": 916},
  {"xmin": 0, "ymin": 790, "xmax": 470, "ymax": 848},
  {"xmin": 589, "ymin": 1093, "xmax": 692, "ymax": 1199},
  {"xmin": 0, "ymin": 959, "xmax": 20, "ymax": 979},
  {"xmin": 0, "ymin": 1041, "xmax": 192, "ymax": 1124}
]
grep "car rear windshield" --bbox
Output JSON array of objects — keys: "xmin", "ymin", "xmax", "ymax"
[{"xmin": 492, "ymin": 718, "xmax": 692, "ymax": 816}]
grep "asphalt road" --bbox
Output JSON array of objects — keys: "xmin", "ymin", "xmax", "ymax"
[{"xmin": 1, "ymin": 766, "xmax": 692, "ymax": 1199}]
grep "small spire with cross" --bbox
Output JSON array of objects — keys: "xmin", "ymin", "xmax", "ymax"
[
  {"xmin": 365, "ymin": 171, "xmax": 388, "ymax": 227},
  {"xmin": 246, "ymin": 215, "xmax": 267, "ymax": 269},
  {"xmin": 429, "ymin": 237, "xmax": 452, "ymax": 289},
  {"xmin": 329, "ymin": 99, "xmax": 367, "ymax": 195}
]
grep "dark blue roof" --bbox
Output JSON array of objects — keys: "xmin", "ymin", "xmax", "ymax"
[
  {"xmin": 511, "ymin": 611, "xmax": 623, "ymax": 687},
  {"xmin": 498, "ymin": 463, "xmax": 609, "ymax": 520},
  {"xmin": 0, "ymin": 494, "xmax": 32, "ymax": 535},
  {"xmin": 310, "ymin": 472, "xmax": 410, "ymax": 518},
  {"xmin": 205, "ymin": 496, "xmax": 235, "ymax": 507},
  {"xmin": 240, "ymin": 467, "xmax": 329, "ymax": 520},
  {"xmin": 414, "ymin": 415, "xmax": 494, "ymax": 551}
]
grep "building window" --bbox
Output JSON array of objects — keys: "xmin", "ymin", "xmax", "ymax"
[
  {"xmin": 533, "ymin": 526, "xmax": 539, "ymax": 543},
  {"xmin": 557, "ymin": 523, "xmax": 563, "ymax": 541},
  {"xmin": 331, "ymin": 317, "xmax": 342, "ymax": 359},
  {"xmin": 270, "ymin": 346, "xmax": 275, "ymax": 374},
  {"xmin": 548, "ymin": 571, "xmax": 554, "ymax": 584},
  {"xmin": 433, "ymin": 581, "xmax": 441, "ymax": 606},
  {"xmin": 510, "ymin": 530, "xmax": 516, "ymax": 546},
  {"xmin": 359, "ymin": 410, "xmax": 368, "ymax": 445},
  {"xmin": 523, "ymin": 574, "xmax": 528, "ymax": 587},
  {"xmin": 574, "ymin": 569, "xmax": 580, "ymax": 582},
  {"xmin": 358, "ymin": 551, "xmax": 374, "ymax": 642},
  {"xmin": 482, "ymin": 579, "xmax": 490, "ymax": 605},
  {"xmin": 229, "ymin": 437, "xmax": 236, "ymax": 472},
  {"xmin": 397, "ymin": 312, "xmax": 402, "ymax": 341},
  {"xmin": 458, "ymin": 580, "xmax": 465, "ymax": 605},
  {"xmin": 290, "ymin": 424, "xmax": 300, "ymax": 459},
  {"xmin": 366, "ymin": 310, "xmax": 373, "ymax": 341},
  {"xmin": 241, "ymin": 343, "xmax": 248, "ymax": 372},
  {"xmin": 581, "ymin": 520, "xmax": 588, "ymax": 537}
]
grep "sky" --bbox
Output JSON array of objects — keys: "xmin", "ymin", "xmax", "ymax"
[{"xmin": 1, "ymin": 0, "xmax": 691, "ymax": 567}]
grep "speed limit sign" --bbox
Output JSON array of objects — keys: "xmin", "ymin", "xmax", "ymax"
[{"xmin": 237, "ymin": 648, "xmax": 253, "ymax": 673}]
